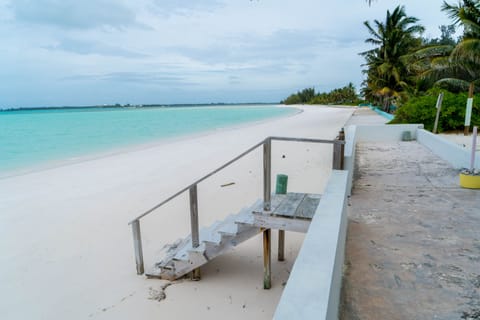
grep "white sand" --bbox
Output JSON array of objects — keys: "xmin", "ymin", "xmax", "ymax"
[
  {"xmin": 438, "ymin": 132, "xmax": 480, "ymax": 152},
  {"xmin": 0, "ymin": 105, "xmax": 354, "ymax": 320}
]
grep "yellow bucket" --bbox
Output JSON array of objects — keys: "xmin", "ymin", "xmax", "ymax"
[{"xmin": 459, "ymin": 173, "xmax": 480, "ymax": 189}]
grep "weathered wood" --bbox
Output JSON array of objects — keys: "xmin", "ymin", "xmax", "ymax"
[
  {"xmin": 252, "ymin": 193, "xmax": 321, "ymax": 221},
  {"xmin": 274, "ymin": 193, "xmax": 305, "ymax": 217},
  {"xmin": 332, "ymin": 129, "xmax": 345, "ymax": 169},
  {"xmin": 278, "ymin": 230, "xmax": 285, "ymax": 261},
  {"xmin": 253, "ymin": 213, "xmax": 311, "ymax": 233},
  {"xmin": 191, "ymin": 268, "xmax": 201, "ymax": 280},
  {"xmin": 189, "ymin": 184, "xmax": 200, "ymax": 248},
  {"xmin": 148, "ymin": 210, "xmax": 262, "ymax": 279},
  {"xmin": 253, "ymin": 194, "xmax": 286, "ymax": 214},
  {"xmin": 263, "ymin": 138, "xmax": 272, "ymax": 211},
  {"xmin": 263, "ymin": 228, "xmax": 271, "ymax": 289},
  {"xmin": 295, "ymin": 194, "xmax": 321, "ymax": 220},
  {"xmin": 132, "ymin": 220, "xmax": 144, "ymax": 275}
]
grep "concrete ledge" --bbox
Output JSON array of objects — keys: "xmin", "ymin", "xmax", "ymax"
[
  {"xmin": 352, "ymin": 124, "xmax": 424, "ymax": 142},
  {"xmin": 343, "ymin": 124, "xmax": 424, "ymax": 195},
  {"xmin": 274, "ymin": 170, "xmax": 349, "ymax": 320},
  {"xmin": 417, "ymin": 129, "xmax": 480, "ymax": 170},
  {"xmin": 344, "ymin": 125, "xmax": 357, "ymax": 196}
]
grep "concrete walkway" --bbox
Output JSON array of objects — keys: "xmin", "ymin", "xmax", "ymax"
[{"xmin": 341, "ymin": 109, "xmax": 480, "ymax": 319}]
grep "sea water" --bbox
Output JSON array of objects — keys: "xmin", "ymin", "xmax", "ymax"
[{"xmin": 0, "ymin": 105, "xmax": 297, "ymax": 175}]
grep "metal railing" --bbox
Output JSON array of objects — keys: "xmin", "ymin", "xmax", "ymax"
[{"xmin": 129, "ymin": 135, "xmax": 345, "ymax": 275}]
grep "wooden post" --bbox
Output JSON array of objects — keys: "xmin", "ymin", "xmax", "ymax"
[
  {"xmin": 191, "ymin": 267, "xmax": 201, "ymax": 281},
  {"xmin": 189, "ymin": 184, "xmax": 200, "ymax": 248},
  {"xmin": 465, "ymin": 83, "xmax": 475, "ymax": 136},
  {"xmin": 189, "ymin": 184, "xmax": 201, "ymax": 279},
  {"xmin": 263, "ymin": 228, "xmax": 271, "ymax": 289},
  {"xmin": 263, "ymin": 138, "xmax": 272, "ymax": 289},
  {"xmin": 278, "ymin": 230, "xmax": 285, "ymax": 262},
  {"xmin": 276, "ymin": 174, "xmax": 288, "ymax": 262},
  {"xmin": 333, "ymin": 129, "xmax": 345, "ymax": 170},
  {"xmin": 263, "ymin": 138, "xmax": 272, "ymax": 211},
  {"xmin": 433, "ymin": 92, "xmax": 444, "ymax": 134},
  {"xmin": 132, "ymin": 220, "xmax": 144, "ymax": 275}
]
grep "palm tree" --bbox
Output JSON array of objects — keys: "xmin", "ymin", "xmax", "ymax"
[
  {"xmin": 360, "ymin": 6, "xmax": 425, "ymax": 111},
  {"xmin": 441, "ymin": 0, "xmax": 480, "ymax": 91},
  {"xmin": 422, "ymin": 0, "xmax": 480, "ymax": 133}
]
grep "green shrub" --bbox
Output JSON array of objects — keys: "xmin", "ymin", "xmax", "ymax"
[{"xmin": 390, "ymin": 89, "xmax": 480, "ymax": 132}]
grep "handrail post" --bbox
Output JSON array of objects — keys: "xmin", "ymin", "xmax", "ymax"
[
  {"xmin": 332, "ymin": 129, "xmax": 345, "ymax": 170},
  {"xmin": 263, "ymin": 138, "xmax": 272, "ymax": 211},
  {"xmin": 189, "ymin": 184, "xmax": 200, "ymax": 248},
  {"xmin": 132, "ymin": 220, "xmax": 144, "ymax": 275},
  {"xmin": 262, "ymin": 138, "xmax": 272, "ymax": 288}
]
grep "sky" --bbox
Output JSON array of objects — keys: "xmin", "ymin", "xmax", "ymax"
[{"xmin": 0, "ymin": 0, "xmax": 456, "ymax": 107}]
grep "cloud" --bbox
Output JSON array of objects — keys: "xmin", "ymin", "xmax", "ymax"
[
  {"xmin": 149, "ymin": 0, "xmax": 225, "ymax": 16},
  {"xmin": 63, "ymin": 71, "xmax": 198, "ymax": 86},
  {"xmin": 9, "ymin": 0, "xmax": 136, "ymax": 29},
  {"xmin": 0, "ymin": 0, "xmax": 458, "ymax": 107},
  {"xmin": 45, "ymin": 38, "xmax": 147, "ymax": 58}
]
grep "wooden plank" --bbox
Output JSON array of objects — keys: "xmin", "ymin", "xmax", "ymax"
[
  {"xmin": 295, "ymin": 194, "xmax": 321, "ymax": 220},
  {"xmin": 274, "ymin": 193, "xmax": 306, "ymax": 218},
  {"xmin": 252, "ymin": 194, "xmax": 286, "ymax": 214},
  {"xmin": 253, "ymin": 214, "xmax": 311, "ymax": 233}
]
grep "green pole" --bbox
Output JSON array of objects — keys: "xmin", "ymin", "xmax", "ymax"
[
  {"xmin": 275, "ymin": 174, "xmax": 288, "ymax": 195},
  {"xmin": 276, "ymin": 174, "xmax": 288, "ymax": 262}
]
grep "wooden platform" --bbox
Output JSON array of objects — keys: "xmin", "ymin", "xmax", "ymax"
[{"xmin": 244, "ymin": 193, "xmax": 321, "ymax": 233}]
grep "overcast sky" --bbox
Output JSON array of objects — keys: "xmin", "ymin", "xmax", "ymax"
[{"xmin": 0, "ymin": 0, "xmax": 455, "ymax": 107}]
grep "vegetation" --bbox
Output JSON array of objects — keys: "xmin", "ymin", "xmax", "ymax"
[
  {"xmin": 391, "ymin": 88, "xmax": 480, "ymax": 132},
  {"xmin": 361, "ymin": 1, "xmax": 480, "ymax": 130},
  {"xmin": 281, "ymin": 83, "xmax": 359, "ymax": 105}
]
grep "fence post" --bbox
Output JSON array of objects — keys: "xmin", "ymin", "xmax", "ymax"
[
  {"xmin": 333, "ymin": 129, "xmax": 345, "ymax": 170},
  {"xmin": 189, "ymin": 184, "xmax": 201, "ymax": 280},
  {"xmin": 263, "ymin": 138, "xmax": 272, "ymax": 211},
  {"xmin": 189, "ymin": 184, "xmax": 200, "ymax": 248},
  {"xmin": 263, "ymin": 228, "xmax": 272, "ymax": 289},
  {"xmin": 262, "ymin": 138, "xmax": 272, "ymax": 289},
  {"xmin": 132, "ymin": 220, "xmax": 144, "ymax": 275}
]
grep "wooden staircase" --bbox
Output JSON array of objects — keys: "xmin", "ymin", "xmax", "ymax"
[
  {"xmin": 146, "ymin": 193, "xmax": 321, "ymax": 280},
  {"xmin": 146, "ymin": 204, "xmax": 262, "ymax": 280}
]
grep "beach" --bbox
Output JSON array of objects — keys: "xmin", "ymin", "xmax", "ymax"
[{"xmin": 0, "ymin": 105, "xmax": 354, "ymax": 320}]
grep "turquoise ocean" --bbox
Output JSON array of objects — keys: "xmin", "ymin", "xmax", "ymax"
[{"xmin": 0, "ymin": 105, "xmax": 297, "ymax": 175}]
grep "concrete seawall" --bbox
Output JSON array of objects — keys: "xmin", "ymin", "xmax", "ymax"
[{"xmin": 275, "ymin": 107, "xmax": 479, "ymax": 319}]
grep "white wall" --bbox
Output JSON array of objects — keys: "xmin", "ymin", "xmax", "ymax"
[
  {"xmin": 274, "ymin": 170, "xmax": 349, "ymax": 320},
  {"xmin": 417, "ymin": 129, "xmax": 480, "ymax": 170}
]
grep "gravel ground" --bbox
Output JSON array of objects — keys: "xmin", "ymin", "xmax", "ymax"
[{"xmin": 342, "ymin": 141, "xmax": 480, "ymax": 320}]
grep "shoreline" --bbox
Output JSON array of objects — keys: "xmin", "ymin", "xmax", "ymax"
[
  {"xmin": 0, "ymin": 105, "xmax": 354, "ymax": 320},
  {"xmin": 0, "ymin": 105, "xmax": 302, "ymax": 180}
]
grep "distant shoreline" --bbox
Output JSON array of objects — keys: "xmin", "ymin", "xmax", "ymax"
[{"xmin": 0, "ymin": 102, "xmax": 280, "ymax": 112}]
